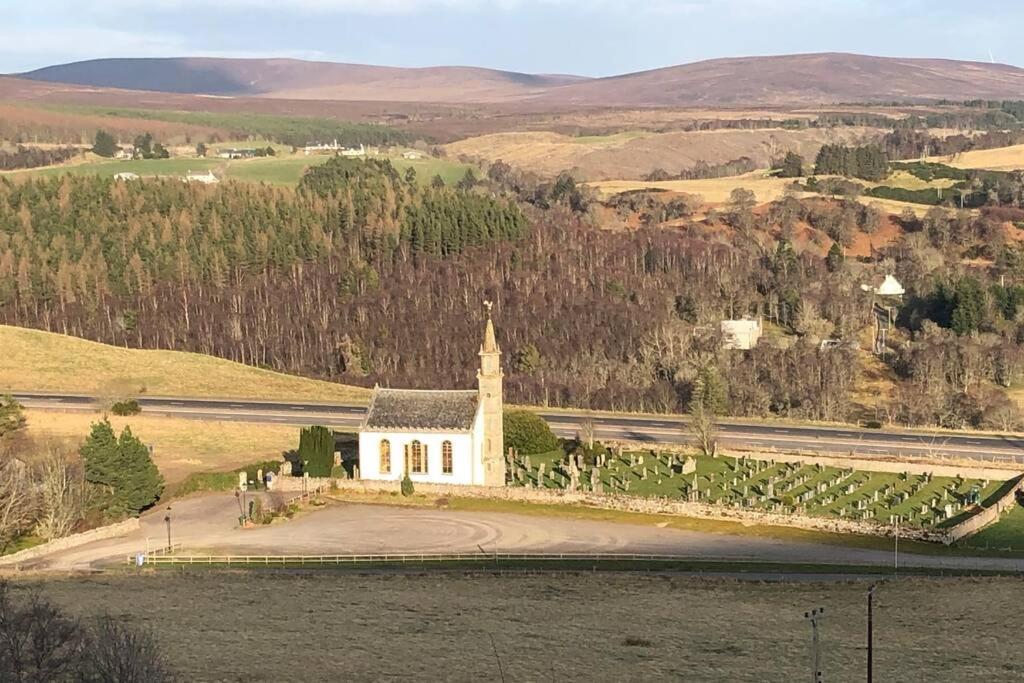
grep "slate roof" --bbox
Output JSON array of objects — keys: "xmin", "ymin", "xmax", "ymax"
[{"xmin": 361, "ymin": 388, "xmax": 479, "ymax": 432}]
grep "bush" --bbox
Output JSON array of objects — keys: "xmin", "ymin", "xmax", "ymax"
[
  {"xmin": 503, "ymin": 410, "xmax": 559, "ymax": 455},
  {"xmin": 401, "ymin": 474, "xmax": 414, "ymax": 497},
  {"xmin": 330, "ymin": 464, "xmax": 347, "ymax": 479},
  {"xmin": 111, "ymin": 399, "xmax": 141, "ymax": 416}
]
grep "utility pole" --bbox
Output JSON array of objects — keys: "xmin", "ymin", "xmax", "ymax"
[
  {"xmin": 867, "ymin": 584, "xmax": 877, "ymax": 683},
  {"xmin": 804, "ymin": 607, "xmax": 825, "ymax": 683}
]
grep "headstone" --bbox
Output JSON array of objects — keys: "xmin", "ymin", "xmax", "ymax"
[
  {"xmin": 681, "ymin": 457, "xmax": 697, "ymax": 475},
  {"xmin": 334, "ymin": 452, "xmax": 342, "ymax": 466},
  {"xmin": 256, "ymin": 468, "xmax": 263, "ymax": 487},
  {"xmin": 238, "ymin": 471, "xmax": 248, "ymax": 491},
  {"xmin": 280, "ymin": 460, "xmax": 293, "ymax": 477},
  {"xmin": 524, "ymin": 455, "xmax": 532, "ymax": 472}
]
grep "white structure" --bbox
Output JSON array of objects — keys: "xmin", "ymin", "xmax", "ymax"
[
  {"xmin": 358, "ymin": 309, "xmax": 506, "ymax": 487},
  {"xmin": 113, "ymin": 172, "xmax": 139, "ymax": 181},
  {"xmin": 721, "ymin": 317, "xmax": 763, "ymax": 350},
  {"xmin": 401, "ymin": 150, "xmax": 424, "ymax": 160},
  {"xmin": 184, "ymin": 170, "xmax": 219, "ymax": 185},
  {"xmin": 874, "ymin": 274, "xmax": 905, "ymax": 298}
]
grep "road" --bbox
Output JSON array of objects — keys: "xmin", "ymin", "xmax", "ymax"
[
  {"xmin": 12, "ymin": 391, "xmax": 1024, "ymax": 464},
  {"xmin": 21, "ymin": 493, "xmax": 1024, "ymax": 573}
]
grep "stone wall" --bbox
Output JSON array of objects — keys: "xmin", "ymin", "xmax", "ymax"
[
  {"xmin": 325, "ymin": 479, "xmax": 952, "ymax": 544},
  {"xmin": 0, "ymin": 518, "xmax": 141, "ymax": 568},
  {"xmin": 943, "ymin": 476, "xmax": 1024, "ymax": 543}
]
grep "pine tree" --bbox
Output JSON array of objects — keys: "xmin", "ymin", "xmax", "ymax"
[
  {"xmin": 92, "ymin": 130, "xmax": 117, "ymax": 158},
  {"xmin": 81, "ymin": 419, "xmax": 164, "ymax": 517}
]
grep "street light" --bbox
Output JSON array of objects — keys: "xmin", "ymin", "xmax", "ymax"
[
  {"xmin": 163, "ymin": 506, "xmax": 172, "ymax": 551},
  {"xmin": 804, "ymin": 607, "xmax": 825, "ymax": 683}
]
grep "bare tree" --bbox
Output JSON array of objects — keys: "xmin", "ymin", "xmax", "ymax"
[
  {"xmin": 0, "ymin": 459, "xmax": 37, "ymax": 553},
  {"xmin": 32, "ymin": 440, "xmax": 87, "ymax": 543},
  {"xmin": 690, "ymin": 397, "xmax": 718, "ymax": 458},
  {"xmin": 82, "ymin": 615, "xmax": 174, "ymax": 683}
]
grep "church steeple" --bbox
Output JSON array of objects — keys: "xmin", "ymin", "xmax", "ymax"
[{"xmin": 477, "ymin": 300, "xmax": 505, "ymax": 486}]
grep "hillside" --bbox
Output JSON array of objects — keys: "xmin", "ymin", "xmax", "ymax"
[
  {"xmin": 532, "ymin": 53, "xmax": 1024, "ymax": 107},
  {"xmin": 0, "ymin": 325, "xmax": 369, "ymax": 402},
  {"xmin": 16, "ymin": 57, "xmax": 588, "ymax": 103},
  {"xmin": 13, "ymin": 53, "xmax": 1024, "ymax": 106}
]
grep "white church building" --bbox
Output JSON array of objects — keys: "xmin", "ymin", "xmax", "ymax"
[{"xmin": 357, "ymin": 310, "xmax": 506, "ymax": 487}]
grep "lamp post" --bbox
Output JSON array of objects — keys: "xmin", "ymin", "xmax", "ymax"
[{"xmin": 163, "ymin": 506, "xmax": 172, "ymax": 551}]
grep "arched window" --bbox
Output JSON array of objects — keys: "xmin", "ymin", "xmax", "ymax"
[
  {"xmin": 410, "ymin": 440, "xmax": 425, "ymax": 473},
  {"xmin": 442, "ymin": 441, "xmax": 454, "ymax": 474},
  {"xmin": 379, "ymin": 440, "xmax": 391, "ymax": 474}
]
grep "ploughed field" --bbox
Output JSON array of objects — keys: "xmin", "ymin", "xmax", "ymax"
[{"xmin": 21, "ymin": 572, "xmax": 1023, "ymax": 681}]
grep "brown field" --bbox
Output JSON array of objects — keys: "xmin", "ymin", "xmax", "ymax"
[
  {"xmin": 590, "ymin": 171, "xmax": 797, "ymax": 203},
  {"xmin": 13, "ymin": 572, "xmax": 1023, "ymax": 681},
  {"xmin": 448, "ymin": 126, "xmax": 881, "ymax": 181},
  {"xmin": 0, "ymin": 325, "xmax": 369, "ymax": 403},
  {"xmin": 932, "ymin": 143, "xmax": 1024, "ymax": 171},
  {"xmin": 20, "ymin": 409, "xmax": 298, "ymax": 483}
]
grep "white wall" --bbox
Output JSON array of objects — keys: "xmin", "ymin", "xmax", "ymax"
[{"xmin": 359, "ymin": 431, "xmax": 477, "ymax": 486}]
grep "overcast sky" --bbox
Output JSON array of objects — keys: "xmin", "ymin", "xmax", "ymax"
[{"xmin": 2, "ymin": 1, "xmax": 1021, "ymax": 76}]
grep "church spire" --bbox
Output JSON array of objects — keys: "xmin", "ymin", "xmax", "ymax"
[{"xmin": 481, "ymin": 300, "xmax": 500, "ymax": 355}]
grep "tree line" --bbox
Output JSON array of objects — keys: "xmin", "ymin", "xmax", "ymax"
[{"xmin": 0, "ymin": 145, "xmax": 80, "ymax": 170}]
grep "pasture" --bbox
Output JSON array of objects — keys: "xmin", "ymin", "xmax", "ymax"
[
  {"xmin": 931, "ymin": 143, "xmax": 1024, "ymax": 171},
  {"xmin": 17, "ymin": 572, "xmax": 1024, "ymax": 681},
  {"xmin": 21, "ymin": 409, "xmax": 299, "ymax": 484},
  {"xmin": 0, "ymin": 324, "xmax": 369, "ymax": 402}
]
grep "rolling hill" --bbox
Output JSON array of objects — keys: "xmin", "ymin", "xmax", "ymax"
[
  {"xmin": 16, "ymin": 57, "xmax": 589, "ymax": 103},
  {"xmin": 13, "ymin": 53, "xmax": 1024, "ymax": 107},
  {"xmin": 529, "ymin": 53, "xmax": 1024, "ymax": 107}
]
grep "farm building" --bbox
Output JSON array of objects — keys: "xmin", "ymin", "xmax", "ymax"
[{"xmin": 358, "ymin": 308, "xmax": 506, "ymax": 487}]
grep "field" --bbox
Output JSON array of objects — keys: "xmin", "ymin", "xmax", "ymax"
[
  {"xmin": 514, "ymin": 450, "xmax": 1005, "ymax": 530},
  {"xmin": 4, "ymin": 149, "xmax": 474, "ymax": 187},
  {"xmin": 590, "ymin": 171, "xmax": 798, "ymax": 203},
  {"xmin": 446, "ymin": 126, "xmax": 880, "ymax": 181},
  {"xmin": 0, "ymin": 324, "xmax": 369, "ymax": 402},
  {"xmin": 931, "ymin": 144, "xmax": 1024, "ymax": 171},
  {"xmin": 13, "ymin": 573, "xmax": 1022, "ymax": 681},
  {"xmin": 21, "ymin": 409, "xmax": 298, "ymax": 484}
]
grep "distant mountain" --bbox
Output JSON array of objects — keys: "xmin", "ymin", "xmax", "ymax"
[
  {"xmin": 16, "ymin": 57, "xmax": 589, "ymax": 103},
  {"xmin": 529, "ymin": 53, "xmax": 1024, "ymax": 107},
  {"xmin": 13, "ymin": 53, "xmax": 1024, "ymax": 106}
]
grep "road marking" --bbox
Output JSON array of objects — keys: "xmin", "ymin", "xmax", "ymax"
[
  {"xmin": 170, "ymin": 401, "xmax": 184, "ymax": 406},
  {"xmin": 771, "ymin": 429, "xmax": 792, "ymax": 434},
  {"xmin": 229, "ymin": 403, "xmax": 244, "ymax": 408},
  {"xmin": 289, "ymin": 407, "xmax": 306, "ymax": 411}
]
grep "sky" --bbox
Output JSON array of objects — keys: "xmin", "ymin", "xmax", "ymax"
[{"xmin": 2, "ymin": 1, "xmax": 1022, "ymax": 76}]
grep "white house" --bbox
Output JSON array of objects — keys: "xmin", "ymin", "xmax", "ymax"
[
  {"xmin": 184, "ymin": 170, "xmax": 219, "ymax": 185},
  {"xmin": 358, "ymin": 311, "xmax": 506, "ymax": 487},
  {"xmin": 874, "ymin": 274, "xmax": 905, "ymax": 298},
  {"xmin": 721, "ymin": 317, "xmax": 763, "ymax": 350},
  {"xmin": 401, "ymin": 150, "xmax": 424, "ymax": 160}
]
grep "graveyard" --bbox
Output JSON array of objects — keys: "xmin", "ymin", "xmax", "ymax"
[{"xmin": 507, "ymin": 446, "xmax": 1010, "ymax": 532}]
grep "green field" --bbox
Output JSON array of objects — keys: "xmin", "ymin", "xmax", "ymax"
[
  {"xmin": 962, "ymin": 505, "xmax": 1024, "ymax": 551},
  {"xmin": 516, "ymin": 450, "xmax": 1005, "ymax": 530},
  {"xmin": 6, "ymin": 152, "xmax": 475, "ymax": 187}
]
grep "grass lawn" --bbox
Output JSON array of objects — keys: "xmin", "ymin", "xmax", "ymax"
[
  {"xmin": 0, "ymin": 324, "xmax": 369, "ymax": 403},
  {"xmin": 222, "ymin": 155, "xmax": 328, "ymax": 184},
  {"xmin": 961, "ymin": 504, "xmax": 1024, "ymax": 551},
  {"xmin": 22, "ymin": 409, "xmax": 300, "ymax": 484},
  {"xmin": 16, "ymin": 573, "xmax": 1024, "ymax": 681}
]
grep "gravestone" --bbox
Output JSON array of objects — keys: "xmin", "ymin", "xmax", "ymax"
[
  {"xmin": 280, "ymin": 460, "xmax": 293, "ymax": 477},
  {"xmin": 681, "ymin": 457, "xmax": 697, "ymax": 475},
  {"xmin": 238, "ymin": 471, "xmax": 248, "ymax": 491}
]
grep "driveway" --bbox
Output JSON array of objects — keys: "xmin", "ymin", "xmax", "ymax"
[{"xmin": 24, "ymin": 492, "xmax": 1024, "ymax": 572}]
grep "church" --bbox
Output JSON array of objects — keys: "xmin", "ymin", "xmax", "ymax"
[{"xmin": 357, "ymin": 308, "xmax": 506, "ymax": 487}]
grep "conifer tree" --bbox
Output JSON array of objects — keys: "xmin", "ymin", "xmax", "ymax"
[{"xmin": 80, "ymin": 419, "xmax": 164, "ymax": 517}]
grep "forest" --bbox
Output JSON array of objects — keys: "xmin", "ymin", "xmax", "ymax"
[{"xmin": 2, "ymin": 157, "xmax": 1024, "ymax": 430}]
